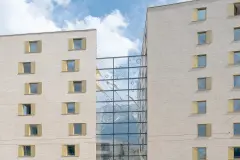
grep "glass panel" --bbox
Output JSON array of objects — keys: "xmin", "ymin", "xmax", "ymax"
[
  {"xmin": 129, "ymin": 56, "xmax": 146, "ymax": 67},
  {"xmin": 74, "ymin": 123, "xmax": 82, "ymax": 134},
  {"xmin": 97, "ymin": 69, "xmax": 114, "ymax": 80},
  {"xmin": 234, "ymin": 123, "xmax": 240, "ymax": 135},
  {"xmin": 129, "ymin": 145, "xmax": 141, "ymax": 155},
  {"xmin": 198, "ymin": 55, "xmax": 206, "ymax": 67},
  {"xmin": 114, "ymin": 134, "xmax": 128, "ymax": 144},
  {"xmin": 67, "ymin": 102, "xmax": 75, "ymax": 114},
  {"xmin": 24, "ymin": 146, "xmax": 31, "ymax": 156},
  {"xmin": 129, "ymin": 68, "xmax": 140, "ymax": 78},
  {"xmin": 96, "ymin": 135, "xmax": 113, "ymax": 144},
  {"xmin": 234, "ymin": 100, "xmax": 240, "ymax": 112},
  {"xmin": 97, "ymin": 113, "xmax": 113, "ymax": 123},
  {"xmin": 198, "ymin": 78, "xmax": 206, "ymax": 90},
  {"xmin": 197, "ymin": 9, "xmax": 206, "ymax": 21},
  {"xmin": 97, "ymin": 80, "xmax": 113, "ymax": 90},
  {"xmin": 114, "ymin": 57, "xmax": 128, "ymax": 68},
  {"xmin": 30, "ymin": 83, "xmax": 38, "ymax": 94},
  {"xmin": 114, "ymin": 102, "xmax": 128, "ymax": 112},
  {"xmin": 234, "ymin": 75, "xmax": 240, "ymax": 88},
  {"xmin": 113, "ymin": 144, "xmax": 128, "ymax": 156},
  {"xmin": 114, "ymin": 80, "xmax": 128, "ymax": 90},
  {"xmin": 23, "ymin": 104, "xmax": 31, "ymax": 115},
  {"xmin": 23, "ymin": 62, "xmax": 31, "ymax": 73},
  {"xmin": 97, "ymin": 102, "xmax": 113, "ymax": 112},
  {"xmin": 129, "ymin": 123, "xmax": 142, "ymax": 133},
  {"xmin": 114, "ymin": 90, "xmax": 128, "ymax": 101},
  {"xmin": 67, "ymin": 145, "xmax": 75, "ymax": 156},
  {"xmin": 97, "ymin": 124, "xmax": 113, "ymax": 134},
  {"xmin": 97, "ymin": 91, "xmax": 113, "ymax": 102},
  {"xmin": 198, "ymin": 32, "xmax": 206, "ymax": 45},
  {"xmin": 198, "ymin": 101, "xmax": 206, "ymax": 114},
  {"xmin": 129, "ymin": 101, "xmax": 144, "ymax": 111},
  {"xmin": 234, "ymin": 52, "xmax": 240, "ymax": 64},
  {"xmin": 234, "ymin": 147, "xmax": 240, "ymax": 158},
  {"xmin": 30, "ymin": 125, "xmax": 38, "ymax": 135},
  {"xmin": 114, "ymin": 68, "xmax": 128, "ymax": 79},
  {"xmin": 129, "ymin": 112, "xmax": 147, "ymax": 122},
  {"xmin": 74, "ymin": 81, "xmax": 82, "ymax": 92},
  {"xmin": 129, "ymin": 89, "xmax": 143, "ymax": 100},
  {"xmin": 234, "ymin": 28, "xmax": 240, "ymax": 41},
  {"xmin": 97, "ymin": 59, "xmax": 113, "ymax": 69},
  {"xmin": 114, "ymin": 112, "xmax": 128, "ymax": 123},
  {"xmin": 73, "ymin": 39, "xmax": 82, "ymax": 50},
  {"xmin": 29, "ymin": 41, "xmax": 38, "ymax": 53},
  {"xmin": 198, "ymin": 148, "xmax": 206, "ymax": 160},
  {"xmin": 67, "ymin": 60, "xmax": 75, "ymax": 72},
  {"xmin": 129, "ymin": 134, "xmax": 142, "ymax": 144},
  {"xmin": 198, "ymin": 124, "xmax": 206, "ymax": 137},
  {"xmin": 114, "ymin": 123, "xmax": 128, "ymax": 134}
]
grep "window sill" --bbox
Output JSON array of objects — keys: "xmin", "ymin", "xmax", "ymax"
[
  {"xmin": 62, "ymin": 155, "xmax": 78, "ymax": 157},
  {"xmin": 191, "ymin": 19, "xmax": 206, "ymax": 24},
  {"xmin": 231, "ymin": 136, "xmax": 240, "ymax": 139},
  {"xmin": 232, "ymin": 40, "xmax": 240, "ymax": 43},
  {"xmin": 196, "ymin": 137, "xmax": 210, "ymax": 140},
  {"xmin": 25, "ymin": 52, "xmax": 41, "ymax": 54},
  {"xmin": 227, "ymin": 64, "xmax": 240, "ymax": 67},
  {"xmin": 227, "ymin": 15, "xmax": 240, "ymax": 19},
  {"xmin": 18, "ymin": 73, "xmax": 34, "ymax": 75},
  {"xmin": 19, "ymin": 156, "xmax": 34, "ymax": 158},
  {"xmin": 25, "ymin": 135, "xmax": 42, "ymax": 137},
  {"xmin": 69, "ymin": 134, "xmax": 86, "ymax": 136},
  {"xmin": 189, "ymin": 113, "xmax": 206, "ymax": 117},
  {"xmin": 232, "ymin": 87, "xmax": 240, "ymax": 91},
  {"xmin": 62, "ymin": 113, "xmax": 79, "ymax": 115},
  {"xmin": 191, "ymin": 66, "xmax": 206, "ymax": 70},
  {"xmin": 24, "ymin": 93, "xmax": 41, "ymax": 95},
  {"xmin": 18, "ymin": 114, "xmax": 34, "ymax": 116},
  {"xmin": 68, "ymin": 92, "xmax": 86, "ymax": 94},
  {"xmin": 68, "ymin": 49, "xmax": 85, "ymax": 51},
  {"xmin": 196, "ymin": 43, "xmax": 211, "ymax": 47},
  {"xmin": 61, "ymin": 71, "xmax": 79, "ymax": 73},
  {"xmin": 196, "ymin": 89, "xmax": 210, "ymax": 93}
]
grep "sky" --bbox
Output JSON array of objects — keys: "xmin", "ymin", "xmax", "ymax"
[{"xmin": 0, "ymin": 0, "xmax": 187, "ymax": 58}]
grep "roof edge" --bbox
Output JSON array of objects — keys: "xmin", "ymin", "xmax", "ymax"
[{"xmin": 0, "ymin": 29, "xmax": 96, "ymax": 38}]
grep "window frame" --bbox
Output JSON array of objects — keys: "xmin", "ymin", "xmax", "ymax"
[
  {"xmin": 234, "ymin": 123, "xmax": 240, "ymax": 136},
  {"xmin": 234, "ymin": 75, "xmax": 240, "ymax": 88},
  {"xmin": 234, "ymin": 3, "xmax": 240, "ymax": 16},
  {"xmin": 197, "ymin": 54, "xmax": 207, "ymax": 68},
  {"xmin": 73, "ymin": 81, "xmax": 83, "ymax": 93},
  {"xmin": 234, "ymin": 27, "xmax": 240, "ymax": 41},
  {"xmin": 197, "ymin": 101, "xmax": 207, "ymax": 114},
  {"xmin": 198, "ymin": 31, "xmax": 207, "ymax": 45},
  {"xmin": 198, "ymin": 124, "xmax": 207, "ymax": 137},
  {"xmin": 198, "ymin": 78, "xmax": 207, "ymax": 90},
  {"xmin": 197, "ymin": 8, "xmax": 207, "ymax": 21},
  {"xmin": 23, "ymin": 146, "xmax": 32, "ymax": 157},
  {"xmin": 234, "ymin": 51, "xmax": 240, "ymax": 65},
  {"xmin": 29, "ymin": 83, "xmax": 39, "ymax": 94}
]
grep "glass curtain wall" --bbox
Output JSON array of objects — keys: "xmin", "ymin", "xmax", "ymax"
[{"xmin": 96, "ymin": 55, "xmax": 147, "ymax": 160}]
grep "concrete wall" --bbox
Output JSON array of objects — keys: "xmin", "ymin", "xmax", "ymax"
[
  {"xmin": 147, "ymin": 0, "xmax": 240, "ymax": 159},
  {"xmin": 0, "ymin": 30, "xmax": 96, "ymax": 159}
]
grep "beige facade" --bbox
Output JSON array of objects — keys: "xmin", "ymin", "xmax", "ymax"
[
  {"xmin": 0, "ymin": 30, "xmax": 97, "ymax": 159},
  {"xmin": 146, "ymin": 0, "xmax": 240, "ymax": 159}
]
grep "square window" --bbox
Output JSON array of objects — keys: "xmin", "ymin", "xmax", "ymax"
[
  {"xmin": 198, "ymin": 78, "xmax": 206, "ymax": 90},
  {"xmin": 198, "ymin": 147, "xmax": 206, "ymax": 160},
  {"xmin": 234, "ymin": 28, "xmax": 240, "ymax": 41},
  {"xmin": 23, "ymin": 146, "xmax": 31, "ymax": 156},
  {"xmin": 23, "ymin": 104, "xmax": 31, "ymax": 115},
  {"xmin": 198, "ymin": 124, "xmax": 207, "ymax": 137},
  {"xmin": 234, "ymin": 123, "xmax": 240, "ymax": 136},
  {"xmin": 234, "ymin": 3, "xmax": 240, "ymax": 16},
  {"xmin": 67, "ymin": 102, "xmax": 75, "ymax": 114},
  {"xmin": 234, "ymin": 147, "xmax": 240, "ymax": 158},
  {"xmin": 67, "ymin": 145, "xmax": 75, "ymax": 156},
  {"xmin": 234, "ymin": 51, "xmax": 240, "ymax": 64},
  {"xmin": 30, "ymin": 83, "xmax": 38, "ymax": 94},
  {"xmin": 23, "ymin": 62, "xmax": 31, "ymax": 73},
  {"xmin": 197, "ymin": 101, "xmax": 206, "ymax": 114},
  {"xmin": 29, "ymin": 41, "xmax": 38, "ymax": 53},
  {"xmin": 73, "ymin": 39, "xmax": 82, "ymax": 50},
  {"xmin": 234, "ymin": 100, "xmax": 240, "ymax": 112},
  {"xmin": 67, "ymin": 60, "xmax": 75, "ymax": 72},
  {"xmin": 30, "ymin": 125, "xmax": 38, "ymax": 136},
  {"xmin": 197, "ymin": 8, "xmax": 206, "ymax": 21},
  {"xmin": 198, "ymin": 32, "xmax": 207, "ymax": 45},
  {"xmin": 74, "ymin": 123, "xmax": 82, "ymax": 135},
  {"xmin": 234, "ymin": 75, "xmax": 240, "ymax": 88},
  {"xmin": 198, "ymin": 55, "xmax": 206, "ymax": 67},
  {"xmin": 74, "ymin": 81, "xmax": 82, "ymax": 92}
]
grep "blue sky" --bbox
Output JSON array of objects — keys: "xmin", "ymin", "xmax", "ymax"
[{"xmin": 0, "ymin": 0, "xmax": 185, "ymax": 57}]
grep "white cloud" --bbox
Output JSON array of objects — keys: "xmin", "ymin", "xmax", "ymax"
[
  {"xmin": 65, "ymin": 10, "xmax": 140, "ymax": 58},
  {"xmin": 0, "ymin": 0, "xmax": 139, "ymax": 58}
]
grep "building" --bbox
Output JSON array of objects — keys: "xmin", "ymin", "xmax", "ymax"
[
  {"xmin": 145, "ymin": 0, "xmax": 240, "ymax": 160},
  {"xmin": 0, "ymin": 30, "xmax": 97, "ymax": 159}
]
